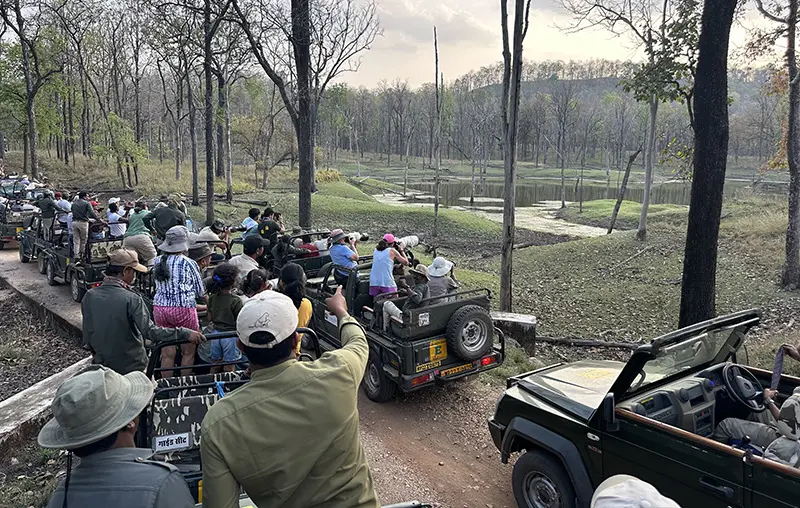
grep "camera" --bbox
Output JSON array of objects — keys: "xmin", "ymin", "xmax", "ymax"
[{"xmin": 348, "ymin": 232, "xmax": 370, "ymax": 243}]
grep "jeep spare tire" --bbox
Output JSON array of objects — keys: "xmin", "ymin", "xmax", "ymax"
[{"xmin": 446, "ymin": 305, "xmax": 493, "ymax": 362}]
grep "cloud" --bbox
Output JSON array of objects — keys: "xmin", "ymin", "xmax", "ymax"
[{"xmin": 377, "ymin": 0, "xmax": 497, "ymax": 46}]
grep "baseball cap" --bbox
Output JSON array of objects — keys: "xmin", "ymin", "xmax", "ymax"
[
  {"xmin": 108, "ymin": 249, "xmax": 148, "ymax": 273},
  {"xmin": 591, "ymin": 475, "xmax": 680, "ymax": 508},
  {"xmin": 383, "ymin": 233, "xmax": 396, "ymax": 244},
  {"xmin": 108, "ymin": 197, "xmax": 121, "ymax": 205},
  {"xmin": 54, "ymin": 192, "xmax": 62, "ymax": 198},
  {"xmin": 243, "ymin": 235, "xmax": 269, "ymax": 255},
  {"xmin": 236, "ymin": 291, "xmax": 299, "ymax": 348}
]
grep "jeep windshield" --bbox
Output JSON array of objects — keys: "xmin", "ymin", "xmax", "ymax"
[{"xmin": 629, "ymin": 324, "xmax": 746, "ymax": 393}]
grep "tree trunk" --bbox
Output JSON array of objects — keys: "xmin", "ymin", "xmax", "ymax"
[
  {"xmin": 22, "ymin": 134, "xmax": 28, "ymax": 173},
  {"xmin": 187, "ymin": 70, "xmax": 199, "ymax": 206},
  {"xmin": 678, "ymin": 0, "xmax": 736, "ymax": 328},
  {"xmin": 204, "ymin": 0, "xmax": 216, "ymax": 226},
  {"xmin": 433, "ymin": 27, "xmax": 442, "ymax": 238},
  {"xmin": 637, "ymin": 97, "xmax": 659, "ymax": 241},
  {"xmin": 499, "ymin": 0, "xmax": 529, "ymax": 312},
  {"xmin": 225, "ymin": 82, "xmax": 233, "ymax": 204},
  {"xmin": 608, "ymin": 149, "xmax": 643, "ymax": 234},
  {"xmin": 293, "ymin": 0, "xmax": 313, "ymax": 228},
  {"xmin": 783, "ymin": 0, "xmax": 800, "ymax": 288},
  {"xmin": 216, "ymin": 73, "xmax": 225, "ymax": 179}
]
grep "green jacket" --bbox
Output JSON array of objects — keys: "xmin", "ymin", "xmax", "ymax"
[
  {"xmin": 81, "ymin": 278, "xmax": 192, "ymax": 374},
  {"xmin": 200, "ymin": 316, "xmax": 380, "ymax": 508},
  {"xmin": 125, "ymin": 210, "xmax": 151, "ymax": 238}
]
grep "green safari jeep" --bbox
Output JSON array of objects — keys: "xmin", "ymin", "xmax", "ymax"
[{"xmin": 489, "ymin": 309, "xmax": 800, "ymax": 508}]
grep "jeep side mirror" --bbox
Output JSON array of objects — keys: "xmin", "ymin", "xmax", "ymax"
[{"xmin": 601, "ymin": 393, "xmax": 619, "ymax": 432}]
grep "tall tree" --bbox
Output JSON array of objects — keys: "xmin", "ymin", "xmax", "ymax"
[
  {"xmin": 433, "ymin": 27, "xmax": 442, "ymax": 238},
  {"xmin": 755, "ymin": 0, "xmax": 800, "ymax": 288},
  {"xmin": 499, "ymin": 0, "xmax": 532, "ymax": 312},
  {"xmin": 678, "ymin": 0, "xmax": 736, "ymax": 327}
]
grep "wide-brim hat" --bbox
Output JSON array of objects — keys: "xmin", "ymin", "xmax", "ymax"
[
  {"xmin": 428, "ymin": 256, "xmax": 453, "ymax": 277},
  {"xmin": 38, "ymin": 366, "xmax": 156, "ymax": 449},
  {"xmin": 158, "ymin": 225, "xmax": 190, "ymax": 253},
  {"xmin": 410, "ymin": 264, "xmax": 430, "ymax": 281},
  {"xmin": 330, "ymin": 229, "xmax": 347, "ymax": 243},
  {"xmin": 188, "ymin": 243, "xmax": 213, "ymax": 262}
]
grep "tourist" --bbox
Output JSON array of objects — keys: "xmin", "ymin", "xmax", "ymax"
[
  {"xmin": 206, "ymin": 263, "xmax": 244, "ymax": 372},
  {"xmin": 153, "ymin": 226, "xmax": 206, "ymax": 377},
  {"xmin": 228, "ymin": 235, "xmax": 269, "ymax": 285},
  {"xmin": 381, "ymin": 265, "xmax": 430, "ymax": 331},
  {"xmin": 143, "ymin": 194, "xmax": 186, "ymax": 239},
  {"xmin": 107, "ymin": 202, "xmax": 127, "ymax": 239},
  {"xmin": 72, "ymin": 191, "xmax": 100, "ymax": 261},
  {"xmin": 277, "ymin": 263, "xmax": 313, "ymax": 356},
  {"xmin": 258, "ymin": 207, "xmax": 283, "ymax": 245},
  {"xmin": 39, "ymin": 366, "xmax": 196, "ymax": 508},
  {"xmin": 82, "ymin": 249, "xmax": 204, "ymax": 375},
  {"xmin": 428, "ymin": 256, "xmax": 459, "ymax": 301},
  {"xmin": 369, "ymin": 234, "xmax": 409, "ymax": 297},
  {"xmin": 55, "ymin": 191, "xmax": 72, "ymax": 212},
  {"xmin": 242, "ymin": 208, "xmax": 260, "ymax": 238},
  {"xmin": 329, "ymin": 228, "xmax": 359, "ymax": 287},
  {"xmin": 200, "ymin": 288, "xmax": 380, "ymax": 508},
  {"xmin": 123, "ymin": 201, "xmax": 158, "ymax": 267},
  {"xmin": 240, "ymin": 268, "xmax": 271, "ymax": 300},
  {"xmin": 34, "ymin": 190, "xmax": 70, "ymax": 241},
  {"xmin": 271, "ymin": 234, "xmax": 310, "ymax": 277},
  {"xmin": 295, "ymin": 235, "xmax": 320, "ymax": 257}
]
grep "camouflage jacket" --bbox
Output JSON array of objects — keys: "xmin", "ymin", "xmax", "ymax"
[{"xmin": 82, "ymin": 278, "xmax": 192, "ymax": 374}]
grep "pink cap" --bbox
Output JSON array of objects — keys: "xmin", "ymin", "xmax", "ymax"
[{"xmin": 383, "ymin": 233, "xmax": 396, "ymax": 244}]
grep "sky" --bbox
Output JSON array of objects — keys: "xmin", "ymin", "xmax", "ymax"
[{"xmin": 341, "ymin": 0, "xmax": 775, "ymax": 88}]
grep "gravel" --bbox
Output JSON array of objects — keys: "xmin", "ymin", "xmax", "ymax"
[{"xmin": 0, "ymin": 290, "xmax": 86, "ymax": 402}]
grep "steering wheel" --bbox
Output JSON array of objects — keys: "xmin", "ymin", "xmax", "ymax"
[{"xmin": 722, "ymin": 363, "xmax": 766, "ymax": 413}]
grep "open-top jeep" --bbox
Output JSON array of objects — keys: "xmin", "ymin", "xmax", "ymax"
[
  {"xmin": 137, "ymin": 331, "xmax": 431, "ymax": 508},
  {"xmin": 488, "ymin": 309, "xmax": 800, "ymax": 508},
  {"xmin": 305, "ymin": 260, "xmax": 505, "ymax": 402},
  {"xmin": 40, "ymin": 221, "xmax": 124, "ymax": 302}
]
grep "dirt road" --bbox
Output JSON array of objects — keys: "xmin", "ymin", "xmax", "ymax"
[{"xmin": 0, "ymin": 249, "xmax": 518, "ymax": 508}]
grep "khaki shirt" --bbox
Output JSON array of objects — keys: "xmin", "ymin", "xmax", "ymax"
[{"xmin": 200, "ymin": 316, "xmax": 379, "ymax": 508}]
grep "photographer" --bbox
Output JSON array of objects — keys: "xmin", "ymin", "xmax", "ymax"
[{"xmin": 329, "ymin": 229, "xmax": 359, "ymax": 287}]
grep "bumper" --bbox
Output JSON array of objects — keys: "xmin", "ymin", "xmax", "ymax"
[{"xmin": 488, "ymin": 418, "xmax": 505, "ymax": 452}]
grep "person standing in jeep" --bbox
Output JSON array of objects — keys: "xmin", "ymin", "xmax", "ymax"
[
  {"xmin": 200, "ymin": 288, "xmax": 379, "ymax": 508},
  {"xmin": 72, "ymin": 191, "xmax": 100, "ymax": 261}
]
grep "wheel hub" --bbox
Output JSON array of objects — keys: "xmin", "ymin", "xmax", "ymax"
[
  {"xmin": 366, "ymin": 363, "xmax": 380, "ymax": 392},
  {"xmin": 523, "ymin": 472, "xmax": 562, "ymax": 508},
  {"xmin": 461, "ymin": 320, "xmax": 488, "ymax": 352}
]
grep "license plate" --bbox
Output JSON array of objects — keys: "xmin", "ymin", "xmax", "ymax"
[
  {"xmin": 440, "ymin": 363, "xmax": 475, "ymax": 377},
  {"xmin": 416, "ymin": 360, "xmax": 441, "ymax": 373},
  {"xmin": 429, "ymin": 339, "xmax": 447, "ymax": 362}
]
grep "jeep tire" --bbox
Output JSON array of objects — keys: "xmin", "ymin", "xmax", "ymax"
[
  {"xmin": 18, "ymin": 242, "xmax": 30, "ymax": 263},
  {"xmin": 46, "ymin": 258, "xmax": 58, "ymax": 286},
  {"xmin": 446, "ymin": 305, "xmax": 493, "ymax": 362},
  {"xmin": 70, "ymin": 272, "xmax": 87, "ymax": 303},
  {"xmin": 38, "ymin": 254, "xmax": 48, "ymax": 274},
  {"xmin": 362, "ymin": 349, "xmax": 398, "ymax": 402},
  {"xmin": 512, "ymin": 450, "xmax": 576, "ymax": 508}
]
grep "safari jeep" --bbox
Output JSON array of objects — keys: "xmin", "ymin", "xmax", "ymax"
[
  {"xmin": 488, "ymin": 309, "xmax": 800, "ymax": 508},
  {"xmin": 305, "ymin": 261, "xmax": 505, "ymax": 402}
]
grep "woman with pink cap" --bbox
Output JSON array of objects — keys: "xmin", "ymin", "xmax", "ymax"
[{"xmin": 369, "ymin": 233, "xmax": 409, "ymax": 296}]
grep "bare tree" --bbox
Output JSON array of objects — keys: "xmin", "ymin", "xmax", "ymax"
[
  {"xmin": 549, "ymin": 79, "xmax": 578, "ymax": 208},
  {"xmin": 499, "ymin": 0, "xmax": 532, "ymax": 312},
  {"xmin": 433, "ymin": 27, "xmax": 442, "ymax": 238}
]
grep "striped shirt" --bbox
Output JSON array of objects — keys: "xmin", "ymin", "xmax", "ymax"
[{"xmin": 153, "ymin": 254, "xmax": 206, "ymax": 308}]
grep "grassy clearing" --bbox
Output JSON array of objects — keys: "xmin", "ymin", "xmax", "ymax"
[
  {"xmin": 558, "ymin": 199, "xmax": 687, "ymax": 230},
  {"xmin": 0, "ymin": 444, "xmax": 64, "ymax": 508}
]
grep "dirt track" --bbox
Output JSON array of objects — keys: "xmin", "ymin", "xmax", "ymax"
[{"xmin": 0, "ymin": 249, "xmax": 518, "ymax": 508}]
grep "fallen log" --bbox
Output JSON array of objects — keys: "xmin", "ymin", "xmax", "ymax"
[{"xmin": 536, "ymin": 335, "xmax": 639, "ymax": 350}]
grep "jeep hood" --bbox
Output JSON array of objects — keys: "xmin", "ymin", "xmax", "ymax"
[{"xmin": 516, "ymin": 360, "xmax": 625, "ymax": 421}]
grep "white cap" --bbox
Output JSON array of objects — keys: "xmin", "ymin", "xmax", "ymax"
[
  {"xmin": 591, "ymin": 475, "xmax": 680, "ymax": 508},
  {"xmin": 236, "ymin": 291, "xmax": 299, "ymax": 348},
  {"xmin": 108, "ymin": 197, "xmax": 121, "ymax": 205}
]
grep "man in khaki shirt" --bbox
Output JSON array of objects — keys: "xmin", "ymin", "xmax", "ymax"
[{"xmin": 200, "ymin": 288, "xmax": 380, "ymax": 508}]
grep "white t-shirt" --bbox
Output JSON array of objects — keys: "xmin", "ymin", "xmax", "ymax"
[{"xmin": 108, "ymin": 212, "xmax": 126, "ymax": 237}]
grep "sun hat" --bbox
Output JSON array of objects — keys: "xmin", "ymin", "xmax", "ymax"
[
  {"xmin": 429, "ymin": 256, "xmax": 454, "ymax": 277},
  {"xmin": 158, "ymin": 225, "xmax": 190, "ymax": 253},
  {"xmin": 243, "ymin": 235, "xmax": 269, "ymax": 255},
  {"xmin": 590, "ymin": 475, "xmax": 680, "ymax": 508},
  {"xmin": 383, "ymin": 233, "xmax": 396, "ymax": 244},
  {"xmin": 108, "ymin": 248, "xmax": 148, "ymax": 273},
  {"xmin": 236, "ymin": 291, "xmax": 299, "ymax": 348},
  {"xmin": 108, "ymin": 197, "xmax": 121, "ymax": 205},
  {"xmin": 410, "ymin": 264, "xmax": 430, "ymax": 281},
  {"xmin": 38, "ymin": 365, "xmax": 156, "ymax": 449},
  {"xmin": 330, "ymin": 228, "xmax": 347, "ymax": 243},
  {"xmin": 193, "ymin": 228, "xmax": 221, "ymax": 243},
  {"xmin": 188, "ymin": 243, "xmax": 213, "ymax": 262}
]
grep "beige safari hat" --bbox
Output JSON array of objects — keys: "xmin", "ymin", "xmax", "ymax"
[
  {"xmin": 38, "ymin": 365, "xmax": 156, "ymax": 449},
  {"xmin": 108, "ymin": 248, "xmax": 148, "ymax": 273}
]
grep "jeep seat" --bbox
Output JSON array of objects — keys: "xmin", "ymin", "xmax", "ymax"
[
  {"xmin": 155, "ymin": 371, "xmax": 248, "ymax": 399},
  {"xmin": 149, "ymin": 393, "xmax": 218, "ymax": 452}
]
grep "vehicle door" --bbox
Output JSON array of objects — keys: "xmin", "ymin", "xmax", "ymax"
[
  {"xmin": 747, "ymin": 452, "xmax": 800, "ymax": 507},
  {"xmin": 602, "ymin": 411, "xmax": 746, "ymax": 508}
]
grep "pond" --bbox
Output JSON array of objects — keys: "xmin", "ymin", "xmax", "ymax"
[{"xmin": 406, "ymin": 179, "xmax": 757, "ymax": 207}]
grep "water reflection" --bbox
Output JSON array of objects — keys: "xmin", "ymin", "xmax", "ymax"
[{"xmin": 407, "ymin": 180, "xmax": 756, "ymax": 207}]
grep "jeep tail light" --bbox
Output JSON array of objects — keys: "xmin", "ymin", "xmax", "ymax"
[
  {"xmin": 481, "ymin": 355, "xmax": 497, "ymax": 367},
  {"xmin": 412, "ymin": 373, "xmax": 434, "ymax": 386}
]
